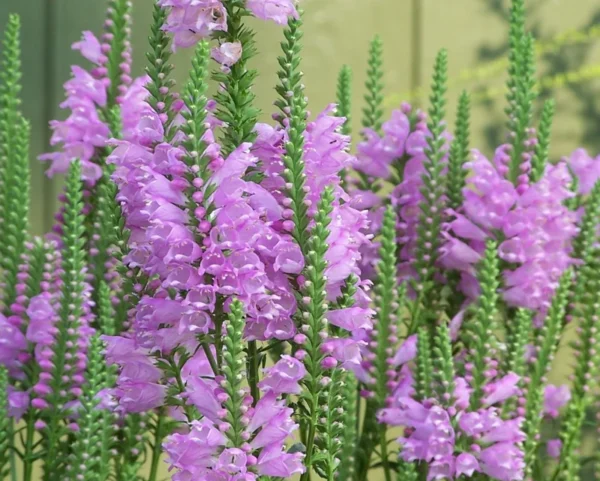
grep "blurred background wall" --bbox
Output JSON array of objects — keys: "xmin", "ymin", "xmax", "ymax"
[{"xmin": 1, "ymin": 0, "xmax": 599, "ymax": 232}]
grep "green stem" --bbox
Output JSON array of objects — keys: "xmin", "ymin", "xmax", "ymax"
[
  {"xmin": 379, "ymin": 426, "xmax": 392, "ymax": 481},
  {"xmin": 300, "ymin": 394, "xmax": 319, "ymax": 481},
  {"xmin": 9, "ymin": 420, "xmax": 16, "ymax": 481},
  {"xmin": 202, "ymin": 342, "xmax": 219, "ymax": 376},
  {"xmin": 248, "ymin": 340, "xmax": 260, "ymax": 406},
  {"xmin": 22, "ymin": 410, "xmax": 36, "ymax": 481},
  {"xmin": 148, "ymin": 413, "xmax": 165, "ymax": 481}
]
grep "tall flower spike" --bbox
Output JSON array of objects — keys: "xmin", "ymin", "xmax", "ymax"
[
  {"xmin": 555, "ymin": 182, "xmax": 600, "ymax": 479},
  {"xmin": 65, "ymin": 324, "xmax": 118, "ymax": 481},
  {"xmin": 274, "ymin": 15, "xmax": 303, "ymax": 125},
  {"xmin": 213, "ymin": 1, "xmax": 260, "ymax": 154},
  {"xmin": 0, "ymin": 366, "xmax": 8, "ymax": 480},
  {"xmin": 0, "ymin": 115, "xmax": 30, "ymax": 313},
  {"xmin": 446, "ymin": 90, "xmax": 470, "ymax": 211},
  {"xmin": 502, "ymin": 308, "xmax": 532, "ymax": 416},
  {"xmin": 105, "ymin": 0, "xmax": 133, "ymax": 106},
  {"xmin": 181, "ymin": 41, "xmax": 210, "ymax": 175},
  {"xmin": 365, "ymin": 206, "xmax": 398, "ymax": 481},
  {"xmin": 145, "ymin": 4, "xmax": 175, "ymax": 130},
  {"xmin": 413, "ymin": 49, "xmax": 448, "ymax": 309},
  {"xmin": 362, "ymin": 35, "xmax": 384, "ymax": 133},
  {"xmin": 42, "ymin": 160, "xmax": 88, "ymax": 480},
  {"xmin": 415, "ymin": 327, "xmax": 434, "ymax": 400},
  {"xmin": 281, "ymin": 44, "xmax": 310, "ymax": 252},
  {"xmin": 314, "ymin": 368, "xmax": 344, "ymax": 481},
  {"xmin": 522, "ymin": 272, "xmax": 570, "ymax": 477},
  {"xmin": 570, "ymin": 180, "xmax": 600, "ymax": 305},
  {"xmin": 0, "ymin": 14, "xmax": 22, "ymax": 237},
  {"xmin": 336, "ymin": 65, "xmax": 352, "ymax": 137},
  {"xmin": 505, "ymin": 0, "xmax": 526, "ymax": 125},
  {"xmin": 299, "ymin": 186, "xmax": 334, "ymax": 480},
  {"xmin": 433, "ymin": 323, "xmax": 456, "ymax": 406},
  {"xmin": 117, "ymin": 414, "xmax": 150, "ymax": 481},
  {"xmin": 222, "ymin": 298, "xmax": 247, "ymax": 446},
  {"xmin": 0, "ymin": 14, "xmax": 28, "ymax": 313},
  {"xmin": 337, "ymin": 373, "xmax": 358, "ymax": 481},
  {"xmin": 468, "ymin": 240, "xmax": 500, "ymax": 409},
  {"xmin": 530, "ymin": 99, "xmax": 555, "ymax": 182},
  {"xmin": 556, "ymin": 261, "xmax": 600, "ymax": 480},
  {"xmin": 506, "ymin": 34, "xmax": 536, "ymax": 185},
  {"xmin": 371, "ymin": 206, "xmax": 398, "ymax": 405}
]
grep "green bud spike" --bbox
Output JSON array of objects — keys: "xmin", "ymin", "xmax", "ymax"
[
  {"xmin": 314, "ymin": 369, "xmax": 345, "ymax": 481},
  {"xmin": 530, "ymin": 99, "xmax": 555, "ymax": 182},
  {"xmin": 213, "ymin": 2, "xmax": 260, "ymax": 154},
  {"xmin": 506, "ymin": 34, "xmax": 536, "ymax": 185},
  {"xmin": 274, "ymin": 15, "xmax": 303, "ymax": 125},
  {"xmin": 0, "ymin": 14, "xmax": 23, "ymax": 243},
  {"xmin": 282, "ymin": 82, "xmax": 310, "ymax": 253},
  {"xmin": 117, "ymin": 413, "xmax": 150, "ymax": 481},
  {"xmin": 0, "ymin": 366, "xmax": 9, "ymax": 480},
  {"xmin": 145, "ymin": 4, "xmax": 175, "ymax": 132},
  {"xmin": 66, "ymin": 332, "xmax": 117, "ymax": 481},
  {"xmin": 337, "ymin": 65, "xmax": 353, "ymax": 137},
  {"xmin": 413, "ymin": 49, "xmax": 448, "ymax": 319},
  {"xmin": 505, "ymin": 0, "xmax": 527, "ymax": 119},
  {"xmin": 105, "ymin": 0, "xmax": 133, "ymax": 106},
  {"xmin": 362, "ymin": 36, "xmax": 384, "ymax": 133},
  {"xmin": 433, "ymin": 323, "xmax": 456, "ymax": 406},
  {"xmin": 523, "ymin": 273, "xmax": 570, "ymax": 477},
  {"xmin": 182, "ymin": 41, "xmax": 210, "ymax": 174},
  {"xmin": 337, "ymin": 373, "xmax": 359, "ymax": 481},
  {"xmin": 222, "ymin": 298, "xmax": 247, "ymax": 446},
  {"xmin": 502, "ymin": 308, "xmax": 532, "ymax": 417},
  {"xmin": 398, "ymin": 460, "xmax": 419, "ymax": 481},
  {"xmin": 1, "ymin": 115, "xmax": 30, "ymax": 313},
  {"xmin": 468, "ymin": 240, "xmax": 500, "ymax": 409},
  {"xmin": 415, "ymin": 327, "xmax": 434, "ymax": 400},
  {"xmin": 43, "ymin": 160, "xmax": 87, "ymax": 480},
  {"xmin": 299, "ymin": 187, "xmax": 334, "ymax": 481},
  {"xmin": 372, "ymin": 206, "xmax": 399, "ymax": 406},
  {"xmin": 335, "ymin": 274, "xmax": 359, "ymax": 310},
  {"xmin": 274, "ymin": 15, "xmax": 311, "ymax": 254},
  {"xmin": 446, "ymin": 90, "xmax": 471, "ymax": 211},
  {"xmin": 556, "ymin": 262, "xmax": 600, "ymax": 479}
]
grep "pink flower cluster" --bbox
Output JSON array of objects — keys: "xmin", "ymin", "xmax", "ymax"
[
  {"xmin": 441, "ymin": 148, "xmax": 578, "ymax": 314},
  {"xmin": 380, "ymin": 371, "xmax": 526, "ymax": 481},
  {"xmin": 163, "ymin": 356, "xmax": 306, "ymax": 481},
  {"xmin": 158, "ymin": 0, "xmax": 298, "ymax": 54},
  {"xmin": 39, "ymin": 29, "xmax": 148, "ymax": 185}
]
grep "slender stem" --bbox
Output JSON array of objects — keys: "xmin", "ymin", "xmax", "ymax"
[
  {"xmin": 148, "ymin": 413, "xmax": 165, "ymax": 481},
  {"xmin": 248, "ymin": 340, "xmax": 260, "ymax": 406},
  {"xmin": 379, "ymin": 426, "xmax": 392, "ymax": 481},
  {"xmin": 202, "ymin": 342, "xmax": 219, "ymax": 376},
  {"xmin": 300, "ymin": 394, "xmax": 319, "ymax": 481},
  {"xmin": 9, "ymin": 420, "xmax": 16, "ymax": 481},
  {"xmin": 22, "ymin": 410, "xmax": 36, "ymax": 481}
]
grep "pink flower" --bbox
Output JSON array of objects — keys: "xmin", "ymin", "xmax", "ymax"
[
  {"xmin": 483, "ymin": 372, "xmax": 520, "ymax": 406},
  {"xmin": 391, "ymin": 335, "xmax": 417, "ymax": 366},
  {"xmin": 246, "ymin": 0, "xmax": 299, "ymax": 25},
  {"xmin": 543, "ymin": 384, "xmax": 570, "ymax": 418},
  {"xmin": 71, "ymin": 31, "xmax": 104, "ymax": 65},
  {"xmin": 547, "ymin": 439, "xmax": 562, "ymax": 458},
  {"xmin": 211, "ymin": 42, "xmax": 242, "ymax": 69},
  {"xmin": 258, "ymin": 355, "xmax": 306, "ymax": 395}
]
